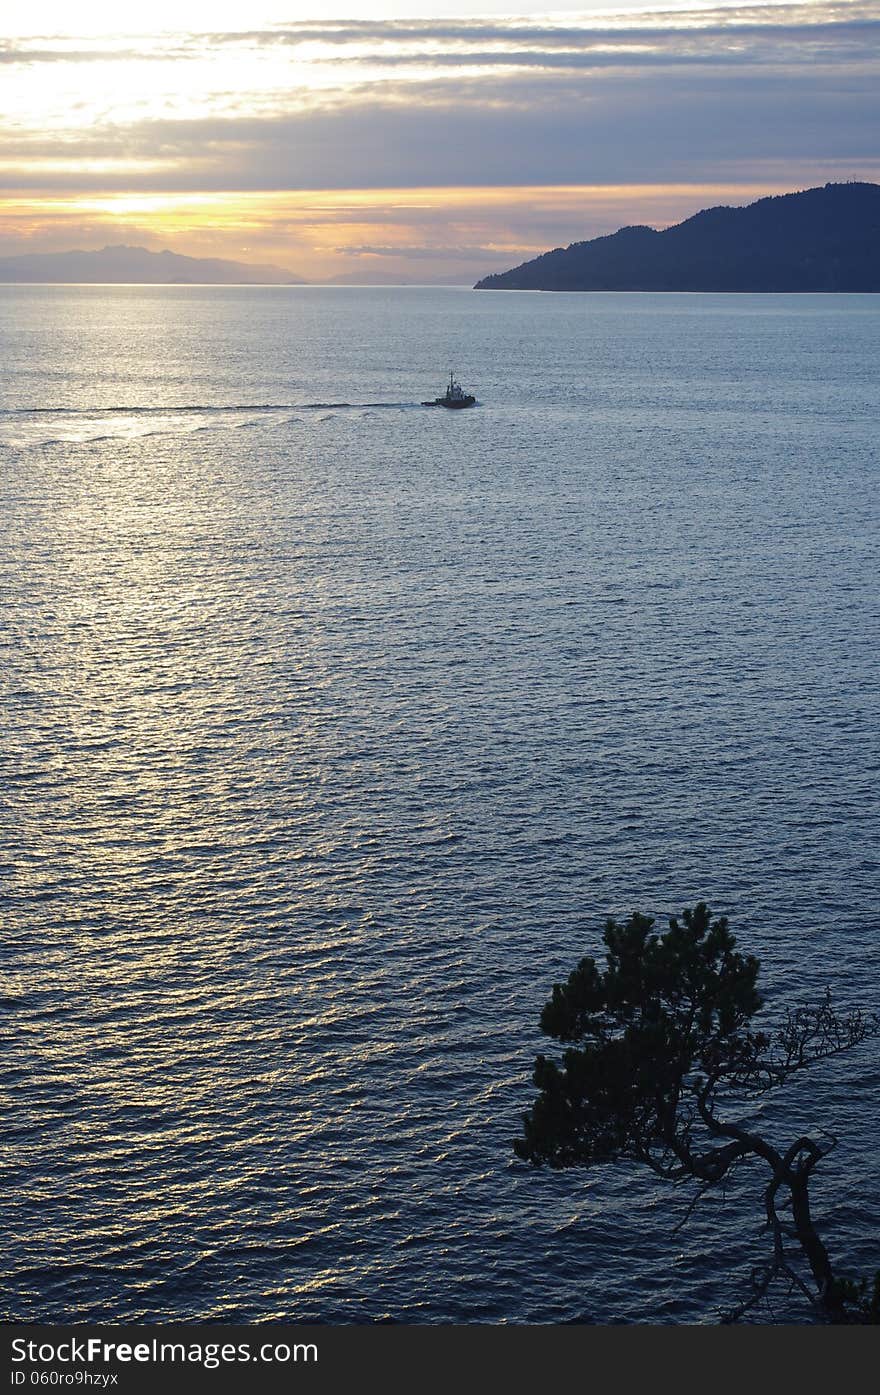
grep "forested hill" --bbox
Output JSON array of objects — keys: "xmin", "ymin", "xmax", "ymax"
[{"xmin": 474, "ymin": 183, "xmax": 880, "ymax": 292}]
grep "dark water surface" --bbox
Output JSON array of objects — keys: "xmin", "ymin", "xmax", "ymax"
[{"xmin": 1, "ymin": 286, "xmax": 878, "ymax": 1322}]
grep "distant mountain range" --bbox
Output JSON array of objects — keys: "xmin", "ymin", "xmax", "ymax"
[
  {"xmin": 475, "ymin": 183, "xmax": 880, "ymax": 292},
  {"xmin": 327, "ymin": 271, "xmax": 473, "ymax": 286},
  {"xmin": 0, "ymin": 244, "xmax": 306, "ymax": 285}
]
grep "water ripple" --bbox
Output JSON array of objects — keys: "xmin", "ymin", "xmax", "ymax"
[{"xmin": 1, "ymin": 288, "xmax": 879, "ymax": 1324}]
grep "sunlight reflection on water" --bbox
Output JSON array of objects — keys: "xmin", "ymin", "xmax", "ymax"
[{"xmin": 1, "ymin": 287, "xmax": 879, "ymax": 1323}]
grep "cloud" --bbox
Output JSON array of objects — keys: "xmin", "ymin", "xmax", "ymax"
[
  {"xmin": 3, "ymin": 5, "xmax": 878, "ymax": 72},
  {"xmin": 3, "ymin": 56, "xmax": 877, "ymax": 194},
  {"xmin": 335, "ymin": 243, "xmax": 502, "ymax": 260},
  {"xmin": 197, "ymin": 3, "xmax": 880, "ymax": 49},
  {"xmin": 0, "ymin": 37, "xmax": 191, "ymax": 64},
  {"xmin": 1, "ymin": 2, "xmax": 877, "ymax": 277},
  {"xmin": 0, "ymin": 182, "xmax": 823, "ymax": 282},
  {"xmin": 211, "ymin": 7, "xmax": 880, "ymax": 63}
]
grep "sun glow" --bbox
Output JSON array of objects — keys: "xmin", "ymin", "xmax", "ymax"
[
  {"xmin": 3, "ymin": 0, "xmax": 684, "ymax": 37},
  {"xmin": 3, "ymin": 2, "xmax": 277, "ymax": 36},
  {"xmin": 0, "ymin": 183, "xmax": 798, "ymax": 281},
  {"xmin": 2, "ymin": 3, "xmax": 877, "ymax": 280}
]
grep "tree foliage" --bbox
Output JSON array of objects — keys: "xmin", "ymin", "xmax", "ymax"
[{"xmin": 515, "ymin": 904, "xmax": 879, "ymax": 1322}]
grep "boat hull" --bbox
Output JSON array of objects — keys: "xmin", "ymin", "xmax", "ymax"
[{"xmin": 422, "ymin": 375, "xmax": 477, "ymax": 408}]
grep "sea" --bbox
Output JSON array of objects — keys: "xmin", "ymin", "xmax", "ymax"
[{"xmin": 1, "ymin": 285, "xmax": 878, "ymax": 1324}]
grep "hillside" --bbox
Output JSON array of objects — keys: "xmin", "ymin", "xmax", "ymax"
[
  {"xmin": 0, "ymin": 244, "xmax": 306, "ymax": 285},
  {"xmin": 474, "ymin": 184, "xmax": 880, "ymax": 292}
]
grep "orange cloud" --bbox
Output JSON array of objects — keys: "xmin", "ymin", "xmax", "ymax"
[{"xmin": 0, "ymin": 182, "xmax": 834, "ymax": 282}]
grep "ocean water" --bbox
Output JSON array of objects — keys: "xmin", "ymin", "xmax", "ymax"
[{"xmin": 1, "ymin": 285, "xmax": 878, "ymax": 1324}]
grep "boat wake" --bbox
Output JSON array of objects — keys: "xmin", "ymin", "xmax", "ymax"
[
  {"xmin": 2, "ymin": 401, "xmax": 419, "ymax": 417},
  {"xmin": 0, "ymin": 400, "xmax": 423, "ymax": 449}
]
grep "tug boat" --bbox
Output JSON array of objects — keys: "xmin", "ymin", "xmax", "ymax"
[{"xmin": 423, "ymin": 372, "xmax": 476, "ymax": 409}]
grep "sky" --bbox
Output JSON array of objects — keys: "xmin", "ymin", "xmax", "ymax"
[{"xmin": 1, "ymin": 1, "xmax": 878, "ymax": 281}]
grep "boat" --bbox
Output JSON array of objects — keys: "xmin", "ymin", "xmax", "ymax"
[{"xmin": 423, "ymin": 372, "xmax": 476, "ymax": 409}]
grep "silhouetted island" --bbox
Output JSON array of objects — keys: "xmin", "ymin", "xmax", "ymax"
[
  {"xmin": 474, "ymin": 183, "xmax": 880, "ymax": 292},
  {"xmin": 0, "ymin": 244, "xmax": 306, "ymax": 285}
]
